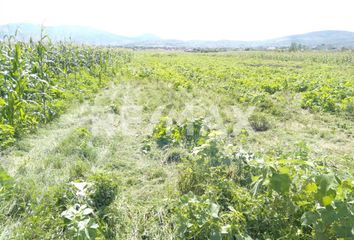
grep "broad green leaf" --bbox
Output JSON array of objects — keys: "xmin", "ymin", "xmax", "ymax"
[
  {"xmin": 319, "ymin": 207, "xmax": 337, "ymax": 225},
  {"xmin": 334, "ymin": 225, "xmax": 354, "ymax": 238},
  {"xmin": 322, "ymin": 196, "xmax": 334, "ymax": 206},
  {"xmin": 270, "ymin": 173, "xmax": 291, "ymax": 194},
  {"xmin": 305, "ymin": 182, "xmax": 318, "ymax": 193},
  {"xmin": 335, "ymin": 202, "xmax": 352, "ymax": 218},
  {"xmin": 301, "ymin": 211, "xmax": 319, "ymax": 226},
  {"xmin": 316, "ymin": 174, "xmax": 336, "ymax": 193},
  {"xmin": 315, "ymin": 175, "xmax": 337, "ymax": 206},
  {"xmin": 316, "ymin": 188, "xmax": 336, "ymax": 206}
]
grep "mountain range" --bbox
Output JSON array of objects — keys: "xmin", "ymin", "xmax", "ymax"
[{"xmin": 1, "ymin": 23, "xmax": 354, "ymax": 49}]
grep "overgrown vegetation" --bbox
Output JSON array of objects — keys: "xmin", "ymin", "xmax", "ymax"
[
  {"xmin": 0, "ymin": 46, "xmax": 353, "ymax": 239},
  {"xmin": 0, "ymin": 34, "xmax": 131, "ymax": 148},
  {"xmin": 148, "ymin": 117, "xmax": 353, "ymax": 239},
  {"xmin": 175, "ymin": 130, "xmax": 353, "ymax": 239}
]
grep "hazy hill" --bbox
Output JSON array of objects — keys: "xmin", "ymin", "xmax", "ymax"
[
  {"xmin": 0, "ymin": 23, "xmax": 160, "ymax": 45},
  {"xmin": 1, "ymin": 23, "xmax": 353, "ymax": 48},
  {"xmin": 264, "ymin": 30, "xmax": 354, "ymax": 48}
]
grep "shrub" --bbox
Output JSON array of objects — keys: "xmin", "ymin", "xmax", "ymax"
[
  {"xmin": 248, "ymin": 112, "xmax": 271, "ymax": 131},
  {"xmin": 152, "ymin": 117, "xmax": 209, "ymax": 149},
  {"xmin": 89, "ymin": 173, "xmax": 118, "ymax": 210},
  {"xmin": 176, "ymin": 192, "xmax": 249, "ymax": 239},
  {"xmin": 261, "ymin": 81, "xmax": 281, "ymax": 94}
]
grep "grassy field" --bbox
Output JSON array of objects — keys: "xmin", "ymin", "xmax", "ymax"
[{"xmin": 1, "ymin": 47, "xmax": 353, "ymax": 239}]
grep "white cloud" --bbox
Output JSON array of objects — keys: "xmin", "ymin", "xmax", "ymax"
[{"xmin": 0, "ymin": 0, "xmax": 353, "ymax": 40}]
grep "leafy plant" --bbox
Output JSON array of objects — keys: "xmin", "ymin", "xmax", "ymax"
[
  {"xmin": 88, "ymin": 174, "xmax": 118, "ymax": 211},
  {"xmin": 0, "ymin": 34, "xmax": 131, "ymax": 148},
  {"xmin": 61, "ymin": 182, "xmax": 99, "ymax": 240},
  {"xmin": 176, "ymin": 192, "xmax": 249, "ymax": 240},
  {"xmin": 175, "ymin": 131, "xmax": 354, "ymax": 239},
  {"xmin": 152, "ymin": 117, "xmax": 209, "ymax": 148},
  {"xmin": 61, "ymin": 204, "xmax": 99, "ymax": 240},
  {"xmin": 0, "ymin": 124, "xmax": 15, "ymax": 148}
]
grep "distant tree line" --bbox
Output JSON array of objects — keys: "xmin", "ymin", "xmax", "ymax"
[{"xmin": 289, "ymin": 42, "xmax": 307, "ymax": 52}]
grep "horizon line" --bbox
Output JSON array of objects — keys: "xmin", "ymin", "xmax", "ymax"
[{"xmin": 1, "ymin": 22, "xmax": 354, "ymax": 42}]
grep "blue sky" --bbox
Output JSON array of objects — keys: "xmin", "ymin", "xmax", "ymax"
[{"xmin": 0, "ymin": 0, "xmax": 353, "ymax": 40}]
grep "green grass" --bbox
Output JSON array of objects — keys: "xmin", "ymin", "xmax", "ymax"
[
  {"xmin": 0, "ymin": 80, "xmax": 180, "ymax": 239},
  {"xmin": 1, "ymin": 50, "xmax": 353, "ymax": 239}
]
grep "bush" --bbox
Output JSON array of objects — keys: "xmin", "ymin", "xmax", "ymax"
[
  {"xmin": 261, "ymin": 81, "xmax": 281, "ymax": 94},
  {"xmin": 89, "ymin": 173, "xmax": 118, "ymax": 210},
  {"xmin": 176, "ymin": 192, "xmax": 249, "ymax": 239},
  {"xmin": 151, "ymin": 117, "xmax": 209, "ymax": 149},
  {"xmin": 248, "ymin": 112, "xmax": 271, "ymax": 131}
]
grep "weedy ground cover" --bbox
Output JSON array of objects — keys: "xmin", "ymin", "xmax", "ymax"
[{"xmin": 0, "ymin": 48, "xmax": 353, "ymax": 239}]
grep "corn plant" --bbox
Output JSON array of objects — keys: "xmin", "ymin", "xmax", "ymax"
[{"xmin": 0, "ymin": 33, "xmax": 132, "ymax": 148}]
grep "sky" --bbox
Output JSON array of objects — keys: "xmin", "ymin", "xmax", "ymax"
[{"xmin": 0, "ymin": 0, "xmax": 353, "ymax": 41}]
